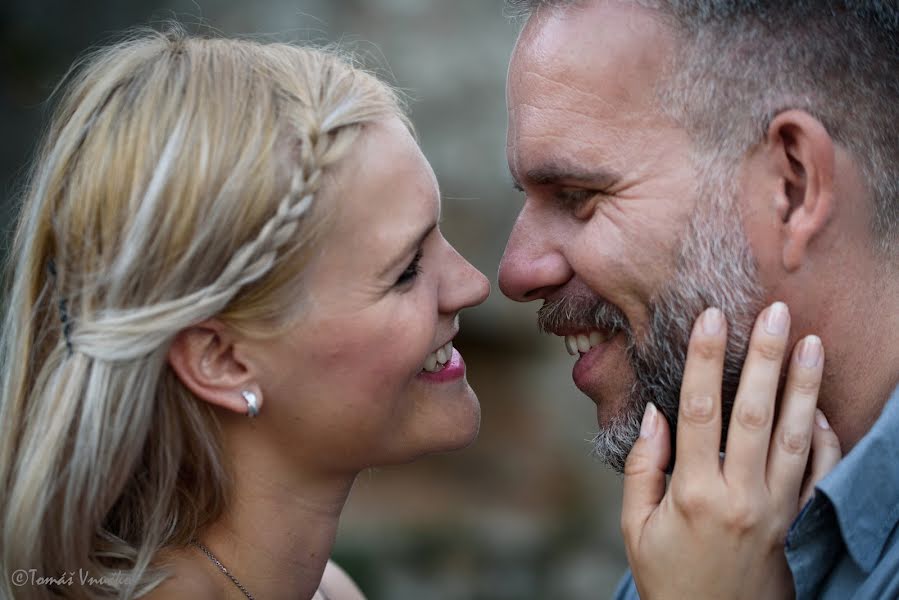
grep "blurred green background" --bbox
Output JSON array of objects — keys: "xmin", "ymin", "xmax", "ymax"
[{"xmin": 1, "ymin": 1, "xmax": 628, "ymax": 598}]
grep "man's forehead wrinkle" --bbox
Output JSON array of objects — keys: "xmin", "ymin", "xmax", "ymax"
[
  {"xmin": 512, "ymin": 72, "xmax": 648, "ymax": 135},
  {"xmin": 512, "ymin": 105, "xmax": 644, "ymax": 151},
  {"xmin": 517, "ymin": 69, "xmax": 619, "ymax": 113},
  {"xmin": 514, "ymin": 99, "xmax": 622, "ymax": 132},
  {"xmin": 516, "ymin": 130, "xmax": 633, "ymax": 156}
]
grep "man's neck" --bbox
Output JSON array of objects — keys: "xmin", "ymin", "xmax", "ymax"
[{"xmin": 816, "ymin": 285, "xmax": 899, "ymax": 452}]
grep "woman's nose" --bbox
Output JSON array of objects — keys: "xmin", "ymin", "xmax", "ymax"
[{"xmin": 439, "ymin": 244, "xmax": 490, "ymax": 314}]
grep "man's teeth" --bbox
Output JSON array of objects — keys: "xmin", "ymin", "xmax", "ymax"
[
  {"xmin": 423, "ymin": 341, "xmax": 454, "ymax": 372},
  {"xmin": 564, "ymin": 330, "xmax": 609, "ymax": 356}
]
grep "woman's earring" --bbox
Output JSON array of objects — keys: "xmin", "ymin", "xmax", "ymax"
[{"xmin": 241, "ymin": 390, "xmax": 260, "ymax": 418}]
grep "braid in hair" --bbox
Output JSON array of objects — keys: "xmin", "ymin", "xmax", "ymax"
[
  {"xmin": 68, "ymin": 163, "xmax": 321, "ymax": 362},
  {"xmin": 61, "ymin": 74, "xmax": 360, "ymax": 363}
]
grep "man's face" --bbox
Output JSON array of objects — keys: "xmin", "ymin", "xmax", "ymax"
[{"xmin": 499, "ymin": 1, "xmax": 766, "ymax": 471}]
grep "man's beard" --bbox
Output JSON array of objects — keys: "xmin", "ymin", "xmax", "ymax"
[{"xmin": 537, "ymin": 184, "xmax": 766, "ymax": 473}]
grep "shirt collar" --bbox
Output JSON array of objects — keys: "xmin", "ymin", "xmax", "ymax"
[{"xmin": 816, "ymin": 383, "xmax": 899, "ymax": 573}]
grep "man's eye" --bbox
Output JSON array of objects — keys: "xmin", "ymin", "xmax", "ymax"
[
  {"xmin": 396, "ymin": 250, "xmax": 423, "ymax": 286},
  {"xmin": 558, "ymin": 189, "xmax": 600, "ymax": 219}
]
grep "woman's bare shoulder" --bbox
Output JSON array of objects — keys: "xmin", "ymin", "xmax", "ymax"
[{"xmin": 316, "ymin": 560, "xmax": 366, "ymax": 600}]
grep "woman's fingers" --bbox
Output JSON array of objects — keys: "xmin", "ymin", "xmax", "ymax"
[
  {"xmin": 723, "ymin": 302, "xmax": 791, "ymax": 487},
  {"xmin": 766, "ymin": 335, "xmax": 824, "ymax": 507},
  {"xmin": 621, "ymin": 403, "xmax": 672, "ymax": 547},
  {"xmin": 672, "ymin": 307, "xmax": 727, "ymax": 483},
  {"xmin": 621, "ymin": 302, "xmax": 830, "ymax": 600},
  {"xmin": 798, "ymin": 410, "xmax": 842, "ymax": 508}
]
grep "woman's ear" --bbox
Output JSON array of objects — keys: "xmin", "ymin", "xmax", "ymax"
[
  {"xmin": 167, "ymin": 319, "xmax": 262, "ymax": 417},
  {"xmin": 765, "ymin": 110, "xmax": 836, "ymax": 271}
]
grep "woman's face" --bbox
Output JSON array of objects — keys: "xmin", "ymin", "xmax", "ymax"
[{"xmin": 250, "ymin": 117, "xmax": 490, "ymax": 474}]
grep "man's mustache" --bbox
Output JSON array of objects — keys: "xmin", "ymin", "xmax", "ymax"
[{"xmin": 537, "ymin": 294, "xmax": 631, "ymax": 337}]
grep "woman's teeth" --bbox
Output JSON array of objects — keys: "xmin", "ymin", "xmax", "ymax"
[
  {"xmin": 423, "ymin": 340, "xmax": 454, "ymax": 372},
  {"xmin": 564, "ymin": 330, "xmax": 609, "ymax": 356}
]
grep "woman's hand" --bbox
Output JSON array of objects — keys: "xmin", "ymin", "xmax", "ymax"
[{"xmin": 621, "ymin": 303, "xmax": 842, "ymax": 600}]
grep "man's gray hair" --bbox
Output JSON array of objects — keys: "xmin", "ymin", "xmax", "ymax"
[{"xmin": 507, "ymin": 0, "xmax": 899, "ymax": 257}]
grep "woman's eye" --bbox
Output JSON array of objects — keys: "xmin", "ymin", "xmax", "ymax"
[{"xmin": 395, "ymin": 250, "xmax": 423, "ymax": 286}]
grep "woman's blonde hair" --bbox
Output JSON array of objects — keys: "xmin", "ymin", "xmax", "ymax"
[{"xmin": 0, "ymin": 25, "xmax": 405, "ymax": 599}]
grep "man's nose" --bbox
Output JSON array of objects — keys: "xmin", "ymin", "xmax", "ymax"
[{"xmin": 498, "ymin": 208, "xmax": 572, "ymax": 302}]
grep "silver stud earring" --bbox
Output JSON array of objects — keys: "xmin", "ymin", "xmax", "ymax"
[{"xmin": 241, "ymin": 390, "xmax": 259, "ymax": 418}]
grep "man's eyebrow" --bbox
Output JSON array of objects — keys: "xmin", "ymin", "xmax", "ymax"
[
  {"xmin": 524, "ymin": 164, "xmax": 622, "ymax": 189},
  {"xmin": 379, "ymin": 221, "xmax": 437, "ymax": 278}
]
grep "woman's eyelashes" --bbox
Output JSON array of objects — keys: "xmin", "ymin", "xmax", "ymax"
[{"xmin": 395, "ymin": 250, "xmax": 424, "ymax": 287}]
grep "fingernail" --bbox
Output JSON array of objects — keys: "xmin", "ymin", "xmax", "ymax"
[
  {"xmin": 765, "ymin": 302, "xmax": 790, "ymax": 335},
  {"xmin": 815, "ymin": 409, "xmax": 830, "ymax": 430},
  {"xmin": 702, "ymin": 307, "xmax": 723, "ymax": 335},
  {"xmin": 798, "ymin": 335, "xmax": 822, "ymax": 368},
  {"xmin": 640, "ymin": 402, "xmax": 659, "ymax": 439}
]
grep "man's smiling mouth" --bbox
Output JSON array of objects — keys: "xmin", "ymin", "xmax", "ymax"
[{"xmin": 561, "ymin": 329, "xmax": 612, "ymax": 356}]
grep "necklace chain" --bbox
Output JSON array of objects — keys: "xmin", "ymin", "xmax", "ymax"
[{"xmin": 191, "ymin": 539, "xmax": 256, "ymax": 600}]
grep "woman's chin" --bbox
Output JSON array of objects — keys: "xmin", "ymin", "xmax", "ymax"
[
  {"xmin": 438, "ymin": 413, "xmax": 481, "ymax": 453},
  {"xmin": 380, "ymin": 402, "xmax": 481, "ymax": 466},
  {"xmin": 435, "ymin": 393, "xmax": 482, "ymax": 452}
]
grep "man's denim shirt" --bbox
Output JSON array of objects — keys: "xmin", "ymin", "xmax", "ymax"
[{"xmin": 613, "ymin": 383, "xmax": 899, "ymax": 600}]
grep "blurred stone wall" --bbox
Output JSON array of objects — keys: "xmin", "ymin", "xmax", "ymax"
[{"xmin": 1, "ymin": 1, "xmax": 628, "ymax": 598}]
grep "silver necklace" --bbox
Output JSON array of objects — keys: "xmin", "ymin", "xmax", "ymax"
[{"xmin": 191, "ymin": 539, "xmax": 256, "ymax": 600}]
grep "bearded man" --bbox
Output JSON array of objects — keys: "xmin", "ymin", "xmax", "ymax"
[{"xmin": 499, "ymin": 1, "xmax": 899, "ymax": 597}]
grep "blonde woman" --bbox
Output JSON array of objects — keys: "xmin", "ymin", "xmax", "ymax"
[{"xmin": 0, "ymin": 27, "xmax": 838, "ymax": 600}]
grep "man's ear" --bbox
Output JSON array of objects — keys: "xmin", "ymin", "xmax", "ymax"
[
  {"xmin": 167, "ymin": 320, "xmax": 262, "ymax": 417},
  {"xmin": 766, "ymin": 109, "xmax": 835, "ymax": 271}
]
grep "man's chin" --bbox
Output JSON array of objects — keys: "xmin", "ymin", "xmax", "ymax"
[
  {"xmin": 582, "ymin": 392, "xmax": 644, "ymax": 473},
  {"xmin": 589, "ymin": 417, "xmax": 642, "ymax": 474}
]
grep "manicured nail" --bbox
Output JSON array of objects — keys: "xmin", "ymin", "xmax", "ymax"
[
  {"xmin": 640, "ymin": 402, "xmax": 659, "ymax": 439},
  {"xmin": 798, "ymin": 335, "xmax": 823, "ymax": 368},
  {"xmin": 765, "ymin": 302, "xmax": 790, "ymax": 335},
  {"xmin": 702, "ymin": 307, "xmax": 723, "ymax": 335},
  {"xmin": 815, "ymin": 409, "xmax": 830, "ymax": 430}
]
